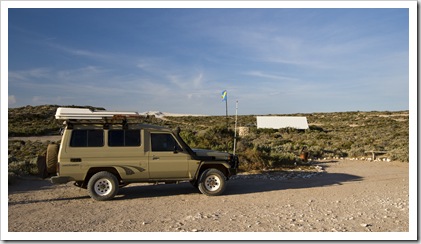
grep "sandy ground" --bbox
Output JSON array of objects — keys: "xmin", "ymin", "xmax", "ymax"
[{"xmin": 7, "ymin": 159, "xmax": 410, "ymax": 240}]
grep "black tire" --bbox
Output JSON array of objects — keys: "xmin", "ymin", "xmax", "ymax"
[
  {"xmin": 46, "ymin": 144, "xmax": 59, "ymax": 174},
  {"xmin": 87, "ymin": 171, "xmax": 119, "ymax": 201},
  {"xmin": 36, "ymin": 155, "xmax": 48, "ymax": 179},
  {"xmin": 198, "ymin": 169, "xmax": 226, "ymax": 196}
]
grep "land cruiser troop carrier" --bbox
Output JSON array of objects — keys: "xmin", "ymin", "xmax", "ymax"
[{"xmin": 47, "ymin": 107, "xmax": 239, "ymax": 201}]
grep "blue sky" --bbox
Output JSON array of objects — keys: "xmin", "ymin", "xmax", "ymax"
[{"xmin": 7, "ymin": 6, "xmax": 410, "ymax": 115}]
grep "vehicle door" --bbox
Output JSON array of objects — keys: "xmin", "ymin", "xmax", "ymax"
[
  {"xmin": 105, "ymin": 128, "xmax": 149, "ymax": 180},
  {"xmin": 148, "ymin": 132, "xmax": 189, "ymax": 178}
]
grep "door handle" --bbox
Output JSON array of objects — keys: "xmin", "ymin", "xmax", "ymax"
[
  {"xmin": 152, "ymin": 156, "xmax": 160, "ymax": 160},
  {"xmin": 70, "ymin": 158, "xmax": 82, "ymax": 162}
]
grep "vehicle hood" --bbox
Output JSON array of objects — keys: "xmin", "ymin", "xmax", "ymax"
[{"xmin": 192, "ymin": 148, "xmax": 231, "ymax": 160}]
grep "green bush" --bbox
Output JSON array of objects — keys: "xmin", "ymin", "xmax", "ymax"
[
  {"xmin": 8, "ymin": 140, "xmax": 59, "ymax": 176},
  {"xmin": 8, "ymin": 158, "xmax": 38, "ymax": 175},
  {"xmin": 8, "ymin": 105, "xmax": 105, "ymax": 136},
  {"xmin": 8, "ymin": 106, "xmax": 409, "ymax": 176},
  {"xmin": 269, "ymin": 152, "xmax": 297, "ymax": 167}
]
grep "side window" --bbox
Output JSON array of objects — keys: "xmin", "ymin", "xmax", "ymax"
[
  {"xmin": 151, "ymin": 133, "xmax": 181, "ymax": 152},
  {"xmin": 108, "ymin": 130, "xmax": 141, "ymax": 147},
  {"xmin": 70, "ymin": 130, "xmax": 104, "ymax": 147}
]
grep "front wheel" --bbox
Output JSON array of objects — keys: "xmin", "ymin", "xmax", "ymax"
[
  {"xmin": 87, "ymin": 171, "xmax": 119, "ymax": 201},
  {"xmin": 198, "ymin": 169, "xmax": 226, "ymax": 196}
]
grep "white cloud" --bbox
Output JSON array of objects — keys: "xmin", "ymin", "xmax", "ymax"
[
  {"xmin": 31, "ymin": 95, "xmax": 76, "ymax": 105},
  {"xmin": 8, "ymin": 95, "xmax": 16, "ymax": 105},
  {"xmin": 192, "ymin": 72, "xmax": 204, "ymax": 88},
  {"xmin": 244, "ymin": 71, "xmax": 298, "ymax": 81},
  {"xmin": 48, "ymin": 42, "xmax": 109, "ymax": 60},
  {"xmin": 56, "ymin": 66, "xmax": 110, "ymax": 81},
  {"xmin": 9, "ymin": 68, "xmax": 51, "ymax": 81},
  {"xmin": 136, "ymin": 58, "xmax": 167, "ymax": 72},
  {"xmin": 167, "ymin": 72, "xmax": 204, "ymax": 90}
]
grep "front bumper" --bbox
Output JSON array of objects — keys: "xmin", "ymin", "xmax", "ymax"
[
  {"xmin": 228, "ymin": 168, "xmax": 238, "ymax": 176},
  {"xmin": 228, "ymin": 155, "xmax": 239, "ymax": 176},
  {"xmin": 231, "ymin": 155, "xmax": 239, "ymax": 169}
]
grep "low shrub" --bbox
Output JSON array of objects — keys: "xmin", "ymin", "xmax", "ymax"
[
  {"xmin": 8, "ymin": 106, "xmax": 409, "ymax": 176},
  {"xmin": 8, "ymin": 140, "xmax": 58, "ymax": 176}
]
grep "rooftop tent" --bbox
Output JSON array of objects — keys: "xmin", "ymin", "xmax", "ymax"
[
  {"xmin": 55, "ymin": 107, "xmax": 139, "ymax": 120},
  {"xmin": 256, "ymin": 116, "xmax": 309, "ymax": 130}
]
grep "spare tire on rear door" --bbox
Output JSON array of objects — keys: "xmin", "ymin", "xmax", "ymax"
[
  {"xmin": 46, "ymin": 144, "xmax": 59, "ymax": 174},
  {"xmin": 36, "ymin": 154, "xmax": 48, "ymax": 179}
]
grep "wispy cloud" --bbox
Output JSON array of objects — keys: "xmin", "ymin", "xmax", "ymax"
[
  {"xmin": 135, "ymin": 57, "xmax": 210, "ymax": 97},
  {"xmin": 244, "ymin": 71, "xmax": 298, "ymax": 81},
  {"xmin": 9, "ymin": 95, "xmax": 16, "ymax": 105},
  {"xmin": 136, "ymin": 58, "xmax": 167, "ymax": 72},
  {"xmin": 47, "ymin": 42, "xmax": 110, "ymax": 60},
  {"xmin": 32, "ymin": 95, "xmax": 75, "ymax": 105},
  {"xmin": 9, "ymin": 68, "xmax": 51, "ymax": 81},
  {"xmin": 7, "ymin": 8, "xmax": 409, "ymax": 114},
  {"xmin": 168, "ymin": 72, "xmax": 204, "ymax": 90}
]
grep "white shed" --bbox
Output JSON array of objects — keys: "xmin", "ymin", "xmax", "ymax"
[{"xmin": 256, "ymin": 116, "xmax": 309, "ymax": 130}]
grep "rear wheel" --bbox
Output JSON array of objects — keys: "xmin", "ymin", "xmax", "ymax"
[
  {"xmin": 198, "ymin": 169, "xmax": 226, "ymax": 196},
  {"xmin": 87, "ymin": 171, "xmax": 119, "ymax": 201}
]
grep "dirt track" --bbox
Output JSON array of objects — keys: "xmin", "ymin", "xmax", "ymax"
[{"xmin": 7, "ymin": 159, "xmax": 410, "ymax": 238}]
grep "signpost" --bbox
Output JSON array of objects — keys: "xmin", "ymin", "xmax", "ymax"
[{"xmin": 233, "ymin": 100, "xmax": 238, "ymax": 155}]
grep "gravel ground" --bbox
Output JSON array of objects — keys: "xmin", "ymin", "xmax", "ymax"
[{"xmin": 6, "ymin": 159, "xmax": 411, "ymax": 240}]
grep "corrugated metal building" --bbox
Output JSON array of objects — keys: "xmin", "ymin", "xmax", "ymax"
[{"xmin": 256, "ymin": 116, "xmax": 309, "ymax": 130}]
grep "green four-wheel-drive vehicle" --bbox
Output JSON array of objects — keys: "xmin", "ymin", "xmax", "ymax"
[{"xmin": 42, "ymin": 107, "xmax": 239, "ymax": 201}]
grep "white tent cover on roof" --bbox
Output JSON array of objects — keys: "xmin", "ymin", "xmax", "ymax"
[{"xmin": 55, "ymin": 107, "xmax": 138, "ymax": 120}]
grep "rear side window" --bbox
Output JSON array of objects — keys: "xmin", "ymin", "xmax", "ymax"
[
  {"xmin": 108, "ymin": 130, "xmax": 141, "ymax": 147},
  {"xmin": 70, "ymin": 130, "xmax": 104, "ymax": 147}
]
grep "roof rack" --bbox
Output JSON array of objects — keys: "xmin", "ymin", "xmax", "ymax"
[{"xmin": 55, "ymin": 107, "xmax": 141, "ymax": 120}]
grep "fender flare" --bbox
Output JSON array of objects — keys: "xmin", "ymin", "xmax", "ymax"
[{"xmin": 194, "ymin": 161, "xmax": 230, "ymax": 180}]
